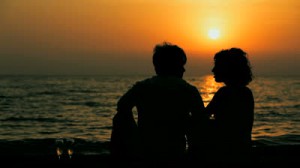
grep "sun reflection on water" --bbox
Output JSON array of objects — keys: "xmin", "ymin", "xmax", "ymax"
[{"xmin": 188, "ymin": 75, "xmax": 223, "ymax": 107}]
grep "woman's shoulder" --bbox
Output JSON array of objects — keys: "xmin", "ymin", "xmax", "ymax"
[
  {"xmin": 217, "ymin": 86, "xmax": 253, "ymax": 97},
  {"xmin": 219, "ymin": 85, "xmax": 252, "ymax": 91},
  {"xmin": 216, "ymin": 86, "xmax": 230, "ymax": 94}
]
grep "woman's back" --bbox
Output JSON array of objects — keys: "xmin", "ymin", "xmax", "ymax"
[{"xmin": 208, "ymin": 86, "xmax": 254, "ymax": 146}]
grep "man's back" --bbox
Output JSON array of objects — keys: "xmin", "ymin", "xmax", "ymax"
[
  {"xmin": 110, "ymin": 42, "xmax": 205, "ymax": 167},
  {"xmin": 117, "ymin": 76, "xmax": 203, "ymax": 159}
]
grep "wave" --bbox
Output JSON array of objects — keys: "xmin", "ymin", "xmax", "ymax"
[
  {"xmin": 254, "ymin": 134, "xmax": 300, "ymax": 146},
  {"xmin": 257, "ymin": 105, "xmax": 300, "ymax": 109},
  {"xmin": 1, "ymin": 117, "xmax": 72, "ymax": 123},
  {"xmin": 61, "ymin": 101, "xmax": 115, "ymax": 107}
]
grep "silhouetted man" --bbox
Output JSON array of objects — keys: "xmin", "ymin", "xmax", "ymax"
[{"xmin": 110, "ymin": 42, "xmax": 205, "ymax": 168}]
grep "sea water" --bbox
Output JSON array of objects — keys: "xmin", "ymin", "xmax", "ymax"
[{"xmin": 0, "ymin": 75, "xmax": 299, "ymax": 155}]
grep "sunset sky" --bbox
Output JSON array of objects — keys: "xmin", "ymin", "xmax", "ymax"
[{"xmin": 0, "ymin": 0, "xmax": 299, "ymax": 76}]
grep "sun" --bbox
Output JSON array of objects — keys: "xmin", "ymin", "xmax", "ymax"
[{"xmin": 208, "ymin": 29, "xmax": 220, "ymax": 40}]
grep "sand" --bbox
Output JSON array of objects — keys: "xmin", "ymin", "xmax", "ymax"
[{"xmin": 1, "ymin": 145, "xmax": 299, "ymax": 168}]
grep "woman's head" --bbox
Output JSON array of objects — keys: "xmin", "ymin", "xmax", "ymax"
[{"xmin": 212, "ymin": 48, "xmax": 253, "ymax": 86}]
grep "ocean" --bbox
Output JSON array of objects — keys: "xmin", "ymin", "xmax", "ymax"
[{"xmin": 0, "ymin": 75, "xmax": 299, "ymax": 156}]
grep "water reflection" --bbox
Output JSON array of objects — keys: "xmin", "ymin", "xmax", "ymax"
[{"xmin": 188, "ymin": 75, "xmax": 223, "ymax": 107}]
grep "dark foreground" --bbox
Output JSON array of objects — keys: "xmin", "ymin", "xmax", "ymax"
[{"xmin": 1, "ymin": 145, "xmax": 299, "ymax": 168}]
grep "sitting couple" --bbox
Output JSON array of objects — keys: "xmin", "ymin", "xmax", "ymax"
[{"xmin": 110, "ymin": 42, "xmax": 254, "ymax": 168}]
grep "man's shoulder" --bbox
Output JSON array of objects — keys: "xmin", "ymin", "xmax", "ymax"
[
  {"xmin": 129, "ymin": 77, "xmax": 154, "ymax": 90},
  {"xmin": 133, "ymin": 76, "xmax": 198, "ymax": 90},
  {"xmin": 133, "ymin": 76, "xmax": 154, "ymax": 85}
]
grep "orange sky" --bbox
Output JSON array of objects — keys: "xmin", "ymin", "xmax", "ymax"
[{"xmin": 0, "ymin": 0, "xmax": 299, "ymax": 76}]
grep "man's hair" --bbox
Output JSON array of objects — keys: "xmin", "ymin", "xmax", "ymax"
[{"xmin": 152, "ymin": 42, "xmax": 187, "ymax": 75}]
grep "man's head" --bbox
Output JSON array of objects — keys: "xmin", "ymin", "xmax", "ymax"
[{"xmin": 153, "ymin": 42, "xmax": 187, "ymax": 78}]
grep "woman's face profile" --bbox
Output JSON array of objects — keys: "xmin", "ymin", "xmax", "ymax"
[{"xmin": 212, "ymin": 60, "xmax": 225, "ymax": 83}]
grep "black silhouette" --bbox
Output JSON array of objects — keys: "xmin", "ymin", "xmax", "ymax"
[
  {"xmin": 200, "ymin": 48, "xmax": 255, "ymax": 166},
  {"xmin": 110, "ymin": 42, "xmax": 205, "ymax": 168}
]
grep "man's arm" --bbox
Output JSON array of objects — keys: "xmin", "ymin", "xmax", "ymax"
[
  {"xmin": 113, "ymin": 86, "xmax": 138, "ymax": 131},
  {"xmin": 110, "ymin": 84, "xmax": 138, "ymax": 158},
  {"xmin": 186, "ymin": 87, "xmax": 206, "ymax": 154}
]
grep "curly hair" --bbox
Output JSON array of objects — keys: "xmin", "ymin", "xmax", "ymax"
[{"xmin": 214, "ymin": 48, "xmax": 253, "ymax": 86}]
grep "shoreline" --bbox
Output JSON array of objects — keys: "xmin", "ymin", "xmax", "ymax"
[{"xmin": 1, "ymin": 145, "xmax": 299, "ymax": 168}]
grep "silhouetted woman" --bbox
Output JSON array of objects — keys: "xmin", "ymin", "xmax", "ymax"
[{"xmin": 205, "ymin": 48, "xmax": 254, "ymax": 165}]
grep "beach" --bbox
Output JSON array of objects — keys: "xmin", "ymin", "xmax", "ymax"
[
  {"xmin": 1, "ymin": 143, "xmax": 300, "ymax": 168},
  {"xmin": 1, "ymin": 147, "xmax": 299, "ymax": 168}
]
